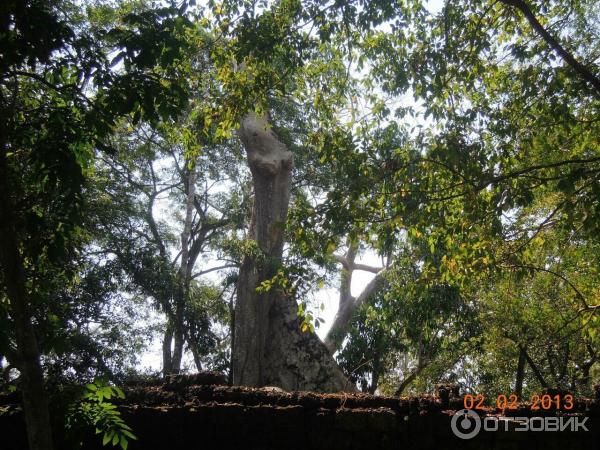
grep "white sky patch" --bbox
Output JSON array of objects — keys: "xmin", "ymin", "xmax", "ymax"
[{"xmin": 426, "ymin": 0, "xmax": 445, "ymax": 14}]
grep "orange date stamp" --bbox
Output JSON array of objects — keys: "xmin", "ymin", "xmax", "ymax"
[{"xmin": 463, "ymin": 393, "xmax": 574, "ymax": 410}]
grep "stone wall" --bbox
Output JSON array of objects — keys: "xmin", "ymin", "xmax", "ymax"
[{"xmin": 2, "ymin": 375, "xmax": 599, "ymax": 449}]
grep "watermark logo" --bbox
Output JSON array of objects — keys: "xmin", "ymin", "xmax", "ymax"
[
  {"xmin": 451, "ymin": 409, "xmax": 482, "ymax": 439},
  {"xmin": 451, "ymin": 409, "xmax": 589, "ymax": 440}
]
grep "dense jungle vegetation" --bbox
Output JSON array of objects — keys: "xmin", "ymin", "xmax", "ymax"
[{"xmin": 1, "ymin": 0, "xmax": 599, "ymax": 448}]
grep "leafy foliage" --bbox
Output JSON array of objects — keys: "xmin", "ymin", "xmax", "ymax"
[
  {"xmin": 66, "ymin": 379, "xmax": 136, "ymax": 450},
  {"xmin": 2, "ymin": 2, "xmax": 600, "ymax": 438}
]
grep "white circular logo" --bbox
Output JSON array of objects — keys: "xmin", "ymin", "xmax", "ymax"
[{"xmin": 451, "ymin": 409, "xmax": 481, "ymax": 439}]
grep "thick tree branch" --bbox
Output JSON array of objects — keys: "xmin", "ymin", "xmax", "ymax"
[
  {"xmin": 332, "ymin": 254, "xmax": 383, "ymax": 274},
  {"xmin": 515, "ymin": 347, "xmax": 526, "ymax": 397},
  {"xmin": 332, "ymin": 253, "xmax": 350, "ymax": 268},
  {"xmin": 394, "ymin": 366, "xmax": 423, "ymax": 397},
  {"xmin": 186, "ymin": 218, "xmax": 230, "ymax": 280},
  {"xmin": 395, "ymin": 352, "xmax": 427, "ymax": 396},
  {"xmin": 352, "ymin": 262, "xmax": 384, "ymax": 274},
  {"xmin": 519, "ymin": 344, "xmax": 549, "ymax": 388},
  {"xmin": 500, "ymin": 0, "xmax": 600, "ymax": 95},
  {"xmin": 192, "ymin": 264, "xmax": 238, "ymax": 279},
  {"xmin": 146, "ymin": 193, "xmax": 167, "ymax": 258},
  {"xmin": 506, "ymin": 263, "xmax": 589, "ymax": 310},
  {"xmin": 324, "ymin": 262, "xmax": 389, "ymax": 354}
]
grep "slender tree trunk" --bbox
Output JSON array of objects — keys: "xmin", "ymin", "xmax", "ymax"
[
  {"xmin": 233, "ymin": 111, "xmax": 350, "ymax": 392},
  {"xmin": 228, "ymin": 291, "xmax": 235, "ymax": 385},
  {"xmin": 547, "ymin": 348, "xmax": 557, "ymax": 384},
  {"xmin": 395, "ymin": 349, "xmax": 426, "ymax": 396},
  {"xmin": 171, "ymin": 328, "xmax": 184, "ymax": 373},
  {"xmin": 0, "ymin": 136, "xmax": 54, "ymax": 450},
  {"xmin": 576, "ymin": 345, "xmax": 596, "ymax": 392},
  {"xmin": 167, "ymin": 161, "xmax": 198, "ymax": 374},
  {"xmin": 557, "ymin": 343, "xmax": 569, "ymax": 385},
  {"xmin": 520, "ymin": 344, "xmax": 549, "ymax": 388},
  {"xmin": 515, "ymin": 347, "xmax": 526, "ymax": 397},
  {"xmin": 369, "ymin": 350, "xmax": 381, "ymax": 394},
  {"xmin": 191, "ymin": 345, "xmax": 202, "ymax": 372},
  {"xmin": 162, "ymin": 322, "xmax": 174, "ymax": 376},
  {"xmin": 325, "ymin": 241, "xmax": 357, "ymax": 353},
  {"xmin": 395, "ymin": 366, "xmax": 423, "ymax": 396}
]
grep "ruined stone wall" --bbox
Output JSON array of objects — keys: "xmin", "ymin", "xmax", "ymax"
[{"xmin": 2, "ymin": 375, "xmax": 599, "ymax": 449}]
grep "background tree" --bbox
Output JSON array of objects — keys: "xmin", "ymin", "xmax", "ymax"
[
  {"xmin": 2, "ymin": 7, "xmax": 599, "ymax": 450},
  {"xmin": 314, "ymin": 0, "xmax": 599, "ymax": 395},
  {"xmin": 94, "ymin": 115, "xmax": 245, "ymax": 375},
  {"xmin": 0, "ymin": 1, "xmax": 192, "ymax": 448}
]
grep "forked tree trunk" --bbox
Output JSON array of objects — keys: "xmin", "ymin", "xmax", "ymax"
[
  {"xmin": 324, "ymin": 239, "xmax": 387, "ymax": 354},
  {"xmin": 162, "ymin": 162, "xmax": 197, "ymax": 375},
  {"xmin": 162, "ymin": 314, "xmax": 185, "ymax": 376},
  {"xmin": 233, "ymin": 111, "xmax": 349, "ymax": 392}
]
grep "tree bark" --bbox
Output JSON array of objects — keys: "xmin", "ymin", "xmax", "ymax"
[
  {"xmin": 191, "ymin": 344, "xmax": 203, "ymax": 372},
  {"xmin": 324, "ymin": 257, "xmax": 388, "ymax": 354},
  {"xmin": 499, "ymin": 0, "xmax": 600, "ymax": 96},
  {"xmin": 576, "ymin": 344, "xmax": 596, "ymax": 391},
  {"xmin": 515, "ymin": 347, "xmax": 526, "ymax": 397},
  {"xmin": 324, "ymin": 241, "xmax": 357, "ymax": 354},
  {"xmin": 233, "ymin": 111, "xmax": 350, "ymax": 392},
  {"xmin": 520, "ymin": 344, "xmax": 549, "ymax": 389},
  {"xmin": 169, "ymin": 163, "xmax": 197, "ymax": 374},
  {"xmin": 228, "ymin": 289, "xmax": 235, "ymax": 385},
  {"xmin": 395, "ymin": 365, "xmax": 424, "ymax": 396},
  {"xmin": 369, "ymin": 349, "xmax": 382, "ymax": 394},
  {"xmin": 162, "ymin": 321, "xmax": 174, "ymax": 376},
  {"xmin": 171, "ymin": 328, "xmax": 184, "ymax": 373},
  {"xmin": 394, "ymin": 351, "xmax": 426, "ymax": 396},
  {"xmin": 0, "ymin": 134, "xmax": 54, "ymax": 449}
]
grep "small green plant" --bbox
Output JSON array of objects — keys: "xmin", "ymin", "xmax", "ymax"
[{"xmin": 66, "ymin": 379, "xmax": 137, "ymax": 450}]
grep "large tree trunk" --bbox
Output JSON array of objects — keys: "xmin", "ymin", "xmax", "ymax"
[
  {"xmin": 232, "ymin": 111, "xmax": 350, "ymax": 392},
  {"xmin": 0, "ymin": 140, "xmax": 54, "ymax": 449}
]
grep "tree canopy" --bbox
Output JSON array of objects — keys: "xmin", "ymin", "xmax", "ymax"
[{"xmin": 1, "ymin": 1, "xmax": 599, "ymax": 449}]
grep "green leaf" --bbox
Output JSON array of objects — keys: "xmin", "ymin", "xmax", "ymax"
[
  {"xmin": 121, "ymin": 429, "xmax": 137, "ymax": 440},
  {"xmin": 114, "ymin": 387, "xmax": 125, "ymax": 399}
]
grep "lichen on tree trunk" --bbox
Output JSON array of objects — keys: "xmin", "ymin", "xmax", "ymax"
[{"xmin": 233, "ymin": 111, "xmax": 350, "ymax": 392}]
